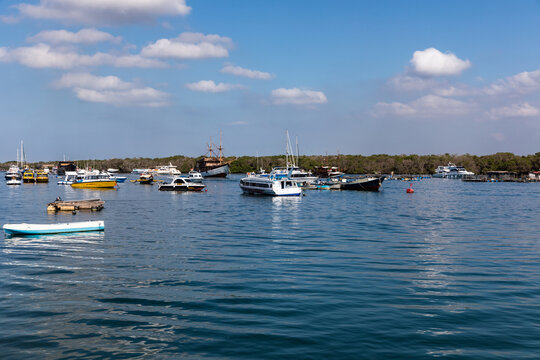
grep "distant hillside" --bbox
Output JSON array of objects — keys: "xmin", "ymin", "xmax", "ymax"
[{"xmin": 1, "ymin": 152, "xmax": 539, "ymax": 175}]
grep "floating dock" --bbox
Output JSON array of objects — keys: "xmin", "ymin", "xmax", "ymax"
[{"xmin": 47, "ymin": 198, "xmax": 104, "ymax": 212}]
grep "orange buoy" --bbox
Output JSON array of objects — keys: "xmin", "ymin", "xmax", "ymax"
[{"xmin": 406, "ymin": 183, "xmax": 414, "ymax": 193}]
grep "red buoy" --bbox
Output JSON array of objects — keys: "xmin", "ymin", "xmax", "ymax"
[{"xmin": 406, "ymin": 183, "xmax": 414, "ymax": 193}]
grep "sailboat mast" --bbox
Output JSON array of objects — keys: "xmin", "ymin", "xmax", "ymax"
[
  {"xmin": 296, "ymin": 136, "xmax": 299, "ymax": 168},
  {"xmin": 17, "ymin": 148, "xmax": 19, "ymax": 168}
]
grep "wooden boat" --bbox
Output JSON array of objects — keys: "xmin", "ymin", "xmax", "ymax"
[
  {"xmin": 341, "ymin": 176, "xmax": 385, "ymax": 191},
  {"xmin": 47, "ymin": 198, "xmax": 104, "ymax": 212},
  {"xmin": 71, "ymin": 173, "xmax": 117, "ymax": 188},
  {"xmin": 194, "ymin": 134, "xmax": 230, "ymax": 178},
  {"xmin": 158, "ymin": 177, "xmax": 206, "ymax": 191},
  {"xmin": 3, "ymin": 220, "xmax": 104, "ymax": 235}
]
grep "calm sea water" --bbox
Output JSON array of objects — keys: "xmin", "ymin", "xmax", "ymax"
[{"xmin": 0, "ymin": 175, "xmax": 539, "ymax": 359}]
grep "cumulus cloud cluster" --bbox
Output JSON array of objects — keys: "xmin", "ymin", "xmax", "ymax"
[
  {"xmin": 141, "ymin": 33, "xmax": 233, "ymax": 60},
  {"xmin": 11, "ymin": 0, "xmax": 191, "ymax": 25},
  {"xmin": 221, "ymin": 64, "xmax": 274, "ymax": 79},
  {"xmin": 1, "ymin": 1, "xmax": 328, "ymax": 109},
  {"xmin": 374, "ymin": 95, "xmax": 473, "ymax": 118},
  {"xmin": 0, "ymin": 43, "xmax": 166, "ymax": 69},
  {"xmin": 55, "ymin": 72, "xmax": 169, "ymax": 107},
  {"xmin": 376, "ymin": 47, "xmax": 540, "ymax": 122},
  {"xmin": 28, "ymin": 28, "xmax": 121, "ymax": 44},
  {"xmin": 410, "ymin": 48, "xmax": 471, "ymax": 77},
  {"xmin": 186, "ymin": 80, "xmax": 244, "ymax": 93}
]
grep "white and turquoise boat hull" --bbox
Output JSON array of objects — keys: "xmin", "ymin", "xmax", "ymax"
[{"xmin": 3, "ymin": 221, "xmax": 104, "ymax": 235}]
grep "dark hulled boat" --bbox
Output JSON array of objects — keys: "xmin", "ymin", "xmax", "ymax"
[
  {"xmin": 194, "ymin": 135, "xmax": 230, "ymax": 178},
  {"xmin": 341, "ymin": 176, "xmax": 385, "ymax": 191}
]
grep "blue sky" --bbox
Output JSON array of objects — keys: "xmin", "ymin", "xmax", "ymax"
[{"xmin": 1, "ymin": 0, "xmax": 540, "ymax": 162}]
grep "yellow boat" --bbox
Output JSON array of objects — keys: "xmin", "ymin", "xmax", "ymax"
[
  {"xmin": 23, "ymin": 170, "xmax": 35, "ymax": 183},
  {"xmin": 71, "ymin": 173, "xmax": 117, "ymax": 189},
  {"xmin": 35, "ymin": 170, "xmax": 49, "ymax": 183}
]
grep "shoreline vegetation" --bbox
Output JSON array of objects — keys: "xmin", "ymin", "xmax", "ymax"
[{"xmin": 1, "ymin": 152, "xmax": 539, "ymax": 175}]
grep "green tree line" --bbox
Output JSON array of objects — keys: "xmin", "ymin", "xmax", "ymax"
[{"xmin": 2, "ymin": 152, "xmax": 539, "ymax": 175}]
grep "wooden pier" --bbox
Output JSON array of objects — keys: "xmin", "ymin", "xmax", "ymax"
[{"xmin": 47, "ymin": 198, "xmax": 105, "ymax": 212}]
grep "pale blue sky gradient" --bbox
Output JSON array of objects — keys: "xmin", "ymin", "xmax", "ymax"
[{"xmin": 1, "ymin": 1, "xmax": 540, "ymax": 162}]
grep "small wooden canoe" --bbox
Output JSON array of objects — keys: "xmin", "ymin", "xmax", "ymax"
[{"xmin": 3, "ymin": 221, "xmax": 104, "ymax": 235}]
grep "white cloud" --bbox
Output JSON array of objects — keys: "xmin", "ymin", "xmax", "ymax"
[
  {"xmin": 373, "ymin": 95, "xmax": 474, "ymax": 118},
  {"xmin": 221, "ymin": 64, "xmax": 273, "ymax": 80},
  {"xmin": 141, "ymin": 32, "xmax": 232, "ymax": 60},
  {"xmin": 484, "ymin": 69, "xmax": 540, "ymax": 96},
  {"xmin": 54, "ymin": 72, "xmax": 132, "ymax": 90},
  {"xmin": 271, "ymin": 88, "xmax": 327, "ymax": 105},
  {"xmin": 0, "ymin": 43, "xmax": 166, "ymax": 69},
  {"xmin": 55, "ymin": 72, "xmax": 169, "ymax": 107},
  {"xmin": 410, "ymin": 48, "xmax": 471, "ymax": 77},
  {"xmin": 387, "ymin": 74, "xmax": 440, "ymax": 92},
  {"xmin": 28, "ymin": 29, "xmax": 121, "ymax": 44},
  {"xmin": 14, "ymin": 0, "xmax": 191, "ymax": 25},
  {"xmin": 186, "ymin": 80, "xmax": 244, "ymax": 93},
  {"xmin": 487, "ymin": 102, "xmax": 540, "ymax": 119}
]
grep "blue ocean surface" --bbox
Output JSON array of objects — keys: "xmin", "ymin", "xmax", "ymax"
[{"xmin": 0, "ymin": 175, "xmax": 539, "ymax": 359}]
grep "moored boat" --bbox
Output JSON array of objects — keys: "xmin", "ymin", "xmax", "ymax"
[
  {"xmin": 195, "ymin": 135, "xmax": 230, "ymax": 178},
  {"xmin": 341, "ymin": 176, "xmax": 385, "ymax": 191},
  {"xmin": 71, "ymin": 173, "xmax": 117, "ymax": 188},
  {"xmin": 239, "ymin": 173, "xmax": 302, "ymax": 196},
  {"xmin": 57, "ymin": 171, "xmax": 78, "ymax": 185},
  {"xmin": 433, "ymin": 163, "xmax": 474, "ymax": 179},
  {"xmin": 35, "ymin": 170, "xmax": 49, "ymax": 183},
  {"xmin": 3, "ymin": 220, "xmax": 104, "ymax": 235},
  {"xmin": 158, "ymin": 176, "xmax": 206, "ymax": 191},
  {"xmin": 131, "ymin": 172, "xmax": 154, "ymax": 185},
  {"xmin": 22, "ymin": 169, "xmax": 35, "ymax": 183}
]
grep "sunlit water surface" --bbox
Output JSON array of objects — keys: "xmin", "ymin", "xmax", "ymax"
[{"xmin": 0, "ymin": 175, "xmax": 539, "ymax": 359}]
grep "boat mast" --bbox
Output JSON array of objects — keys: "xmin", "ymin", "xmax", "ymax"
[
  {"xmin": 16, "ymin": 148, "xmax": 19, "ymax": 168},
  {"xmin": 296, "ymin": 136, "xmax": 299, "ymax": 168},
  {"xmin": 219, "ymin": 130, "xmax": 223, "ymax": 161}
]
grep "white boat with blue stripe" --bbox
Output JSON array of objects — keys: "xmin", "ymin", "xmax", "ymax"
[
  {"xmin": 3, "ymin": 221, "xmax": 104, "ymax": 236},
  {"xmin": 240, "ymin": 171, "xmax": 302, "ymax": 196}
]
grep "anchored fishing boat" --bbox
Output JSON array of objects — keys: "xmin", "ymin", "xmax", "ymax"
[
  {"xmin": 158, "ymin": 176, "xmax": 206, "ymax": 191},
  {"xmin": 3, "ymin": 220, "xmax": 104, "ymax": 236}
]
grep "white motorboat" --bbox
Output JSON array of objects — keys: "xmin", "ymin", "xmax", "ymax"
[
  {"xmin": 6, "ymin": 177, "xmax": 22, "ymax": 185},
  {"xmin": 107, "ymin": 168, "xmax": 119, "ymax": 173},
  {"xmin": 240, "ymin": 173, "xmax": 302, "ymax": 196},
  {"xmin": 5, "ymin": 164, "xmax": 21, "ymax": 180},
  {"xmin": 131, "ymin": 168, "xmax": 150, "ymax": 174},
  {"xmin": 153, "ymin": 163, "xmax": 181, "ymax": 175},
  {"xmin": 187, "ymin": 170, "xmax": 204, "ymax": 183},
  {"xmin": 158, "ymin": 176, "xmax": 206, "ymax": 191},
  {"xmin": 433, "ymin": 163, "xmax": 474, "ymax": 179},
  {"xmin": 5, "ymin": 165, "xmax": 22, "ymax": 185},
  {"xmin": 57, "ymin": 171, "xmax": 78, "ymax": 185},
  {"xmin": 3, "ymin": 220, "xmax": 104, "ymax": 235}
]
